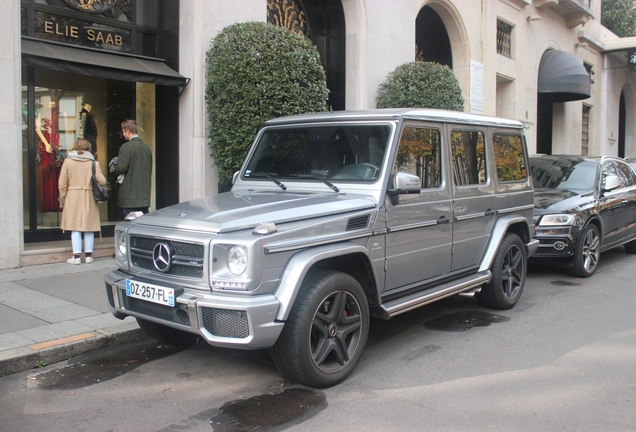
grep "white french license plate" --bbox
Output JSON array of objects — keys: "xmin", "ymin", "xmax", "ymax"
[{"xmin": 126, "ymin": 280, "xmax": 175, "ymax": 307}]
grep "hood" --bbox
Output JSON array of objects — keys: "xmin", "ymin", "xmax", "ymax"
[
  {"xmin": 134, "ymin": 190, "xmax": 377, "ymax": 233},
  {"xmin": 533, "ymin": 188, "xmax": 594, "ymax": 213}
]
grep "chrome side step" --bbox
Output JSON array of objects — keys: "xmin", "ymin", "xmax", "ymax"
[
  {"xmin": 458, "ymin": 287, "xmax": 482, "ymax": 297},
  {"xmin": 380, "ymin": 271, "xmax": 491, "ymax": 318}
]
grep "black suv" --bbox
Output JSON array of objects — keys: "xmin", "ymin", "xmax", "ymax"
[{"xmin": 530, "ymin": 155, "xmax": 636, "ymax": 277}]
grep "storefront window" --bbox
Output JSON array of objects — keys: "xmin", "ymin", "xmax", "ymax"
[
  {"xmin": 136, "ymin": 82, "xmax": 156, "ymax": 212},
  {"xmin": 22, "ymin": 66, "xmax": 156, "ymax": 241}
]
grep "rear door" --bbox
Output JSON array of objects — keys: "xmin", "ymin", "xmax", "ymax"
[
  {"xmin": 616, "ymin": 160, "xmax": 636, "ymax": 239},
  {"xmin": 492, "ymin": 131, "xmax": 533, "ymax": 236},
  {"xmin": 384, "ymin": 123, "xmax": 452, "ymax": 291},
  {"xmin": 449, "ymin": 127, "xmax": 495, "ymax": 272}
]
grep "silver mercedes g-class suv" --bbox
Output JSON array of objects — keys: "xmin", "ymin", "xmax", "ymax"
[{"xmin": 104, "ymin": 108, "xmax": 538, "ymax": 388}]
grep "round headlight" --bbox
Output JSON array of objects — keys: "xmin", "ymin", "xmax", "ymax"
[
  {"xmin": 227, "ymin": 245, "xmax": 247, "ymax": 275},
  {"xmin": 117, "ymin": 232, "xmax": 127, "ymax": 255}
]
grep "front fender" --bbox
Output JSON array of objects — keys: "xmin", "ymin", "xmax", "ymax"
[
  {"xmin": 274, "ymin": 242, "xmax": 375, "ymax": 321},
  {"xmin": 478, "ymin": 215, "xmax": 536, "ymax": 272}
]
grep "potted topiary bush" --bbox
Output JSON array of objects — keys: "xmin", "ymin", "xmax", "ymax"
[
  {"xmin": 205, "ymin": 21, "xmax": 329, "ymax": 190},
  {"xmin": 376, "ymin": 61, "xmax": 464, "ymax": 111}
]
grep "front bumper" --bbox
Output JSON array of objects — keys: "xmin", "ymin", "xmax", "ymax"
[
  {"xmin": 104, "ymin": 270, "xmax": 284, "ymax": 349},
  {"xmin": 530, "ymin": 225, "xmax": 580, "ymax": 262}
]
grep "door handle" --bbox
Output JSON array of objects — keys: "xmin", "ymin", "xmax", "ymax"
[
  {"xmin": 485, "ymin": 208, "xmax": 495, "ymax": 216},
  {"xmin": 437, "ymin": 216, "xmax": 451, "ymax": 225}
]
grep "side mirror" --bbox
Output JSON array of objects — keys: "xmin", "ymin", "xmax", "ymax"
[
  {"xmin": 603, "ymin": 174, "xmax": 621, "ymax": 192},
  {"xmin": 232, "ymin": 170, "xmax": 239, "ymax": 185},
  {"xmin": 387, "ymin": 172, "xmax": 421, "ymax": 204}
]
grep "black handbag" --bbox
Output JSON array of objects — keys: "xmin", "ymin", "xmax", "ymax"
[{"xmin": 92, "ymin": 161, "xmax": 109, "ymax": 202}]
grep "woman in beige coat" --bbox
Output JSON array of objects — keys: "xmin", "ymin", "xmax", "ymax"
[{"xmin": 58, "ymin": 139, "xmax": 107, "ymax": 264}]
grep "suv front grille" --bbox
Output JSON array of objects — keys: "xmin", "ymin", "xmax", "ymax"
[
  {"xmin": 130, "ymin": 236, "xmax": 204, "ymax": 278},
  {"xmin": 201, "ymin": 307, "xmax": 249, "ymax": 338}
]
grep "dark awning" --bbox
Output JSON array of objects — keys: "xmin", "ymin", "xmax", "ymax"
[
  {"xmin": 21, "ymin": 38, "xmax": 189, "ymax": 88},
  {"xmin": 538, "ymin": 50, "xmax": 590, "ymax": 102}
]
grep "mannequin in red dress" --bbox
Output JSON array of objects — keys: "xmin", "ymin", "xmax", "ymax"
[{"xmin": 36, "ymin": 102, "xmax": 62, "ymax": 212}]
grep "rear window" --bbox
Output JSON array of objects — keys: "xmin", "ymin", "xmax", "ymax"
[{"xmin": 493, "ymin": 134, "xmax": 527, "ymax": 182}]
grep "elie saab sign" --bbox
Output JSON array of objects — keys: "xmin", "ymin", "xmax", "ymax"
[{"xmin": 29, "ymin": 0, "xmax": 131, "ymax": 53}]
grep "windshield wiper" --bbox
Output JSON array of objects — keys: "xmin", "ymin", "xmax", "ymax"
[
  {"xmin": 297, "ymin": 173, "xmax": 340, "ymax": 193},
  {"xmin": 252, "ymin": 172, "xmax": 287, "ymax": 190}
]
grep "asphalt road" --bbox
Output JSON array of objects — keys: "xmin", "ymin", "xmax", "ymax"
[{"xmin": 1, "ymin": 247, "xmax": 635, "ymax": 432}]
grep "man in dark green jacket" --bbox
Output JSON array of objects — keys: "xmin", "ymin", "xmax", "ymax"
[{"xmin": 114, "ymin": 120, "xmax": 152, "ymax": 217}]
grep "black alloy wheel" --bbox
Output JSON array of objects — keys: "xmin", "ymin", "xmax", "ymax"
[
  {"xmin": 568, "ymin": 224, "xmax": 600, "ymax": 278},
  {"xmin": 477, "ymin": 233, "xmax": 526, "ymax": 309},
  {"xmin": 270, "ymin": 270, "xmax": 369, "ymax": 388}
]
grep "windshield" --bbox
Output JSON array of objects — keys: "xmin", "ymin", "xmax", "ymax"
[
  {"xmin": 243, "ymin": 124, "xmax": 391, "ymax": 182},
  {"xmin": 530, "ymin": 158, "xmax": 598, "ymax": 192}
]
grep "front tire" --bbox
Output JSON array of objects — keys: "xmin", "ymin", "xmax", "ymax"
[
  {"xmin": 136, "ymin": 318, "xmax": 198, "ymax": 346},
  {"xmin": 624, "ymin": 238, "xmax": 636, "ymax": 254},
  {"xmin": 270, "ymin": 270, "xmax": 369, "ymax": 388},
  {"xmin": 477, "ymin": 233, "xmax": 527, "ymax": 310},
  {"xmin": 568, "ymin": 224, "xmax": 600, "ymax": 278}
]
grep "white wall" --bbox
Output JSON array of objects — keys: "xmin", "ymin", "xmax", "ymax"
[
  {"xmin": 179, "ymin": 0, "xmax": 266, "ymax": 200},
  {"xmin": 0, "ymin": 0, "xmax": 22, "ymax": 269}
]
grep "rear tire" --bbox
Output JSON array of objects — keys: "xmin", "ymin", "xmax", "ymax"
[
  {"xmin": 567, "ymin": 224, "xmax": 600, "ymax": 278},
  {"xmin": 270, "ymin": 270, "xmax": 369, "ymax": 388},
  {"xmin": 477, "ymin": 233, "xmax": 526, "ymax": 310},
  {"xmin": 136, "ymin": 318, "xmax": 198, "ymax": 346},
  {"xmin": 624, "ymin": 239, "xmax": 636, "ymax": 254}
]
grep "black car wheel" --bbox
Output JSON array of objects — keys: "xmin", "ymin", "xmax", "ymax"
[
  {"xmin": 270, "ymin": 270, "xmax": 369, "ymax": 388},
  {"xmin": 624, "ymin": 239, "xmax": 636, "ymax": 254},
  {"xmin": 477, "ymin": 233, "xmax": 526, "ymax": 310},
  {"xmin": 136, "ymin": 318, "xmax": 199, "ymax": 346},
  {"xmin": 568, "ymin": 224, "xmax": 600, "ymax": 278}
]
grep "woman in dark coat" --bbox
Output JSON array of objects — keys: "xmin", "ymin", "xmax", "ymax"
[{"xmin": 58, "ymin": 139, "xmax": 107, "ymax": 264}]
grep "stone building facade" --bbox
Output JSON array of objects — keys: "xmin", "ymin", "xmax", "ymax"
[{"xmin": 1, "ymin": 0, "xmax": 635, "ymax": 269}]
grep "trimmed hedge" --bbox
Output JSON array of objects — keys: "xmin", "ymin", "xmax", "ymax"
[
  {"xmin": 376, "ymin": 61, "xmax": 464, "ymax": 111},
  {"xmin": 205, "ymin": 22, "xmax": 329, "ymax": 184}
]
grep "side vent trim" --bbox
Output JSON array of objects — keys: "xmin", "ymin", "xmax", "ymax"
[{"xmin": 346, "ymin": 215, "xmax": 370, "ymax": 231}]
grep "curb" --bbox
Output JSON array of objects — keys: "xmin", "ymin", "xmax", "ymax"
[{"xmin": 0, "ymin": 323, "xmax": 147, "ymax": 377}]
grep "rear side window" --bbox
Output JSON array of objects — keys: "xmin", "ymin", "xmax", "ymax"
[
  {"xmin": 395, "ymin": 127, "xmax": 442, "ymax": 188},
  {"xmin": 616, "ymin": 161, "xmax": 636, "ymax": 187},
  {"xmin": 451, "ymin": 130, "xmax": 486, "ymax": 186},
  {"xmin": 493, "ymin": 134, "xmax": 527, "ymax": 182}
]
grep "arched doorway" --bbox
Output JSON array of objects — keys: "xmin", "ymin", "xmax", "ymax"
[
  {"xmin": 415, "ymin": 5, "xmax": 452, "ymax": 67},
  {"xmin": 267, "ymin": 0, "xmax": 346, "ymax": 110}
]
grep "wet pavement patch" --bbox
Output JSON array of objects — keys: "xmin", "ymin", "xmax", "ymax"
[
  {"xmin": 424, "ymin": 310, "xmax": 510, "ymax": 332},
  {"xmin": 33, "ymin": 339, "xmax": 184, "ymax": 390},
  {"xmin": 550, "ymin": 280, "xmax": 582, "ymax": 286},
  {"xmin": 210, "ymin": 387, "xmax": 327, "ymax": 431}
]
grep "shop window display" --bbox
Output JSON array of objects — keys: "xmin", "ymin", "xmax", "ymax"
[{"xmin": 22, "ymin": 67, "xmax": 155, "ymax": 241}]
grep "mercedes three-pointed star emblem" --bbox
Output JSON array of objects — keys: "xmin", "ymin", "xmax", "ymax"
[{"xmin": 152, "ymin": 243, "xmax": 172, "ymax": 272}]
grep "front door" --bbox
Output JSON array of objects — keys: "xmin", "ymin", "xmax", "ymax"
[
  {"xmin": 385, "ymin": 125, "xmax": 452, "ymax": 291},
  {"xmin": 599, "ymin": 160, "xmax": 635, "ymax": 249}
]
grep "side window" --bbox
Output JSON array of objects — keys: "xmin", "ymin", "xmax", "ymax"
[
  {"xmin": 616, "ymin": 161, "xmax": 636, "ymax": 187},
  {"xmin": 493, "ymin": 134, "xmax": 527, "ymax": 182},
  {"xmin": 395, "ymin": 127, "xmax": 442, "ymax": 188},
  {"xmin": 451, "ymin": 130, "xmax": 486, "ymax": 186}
]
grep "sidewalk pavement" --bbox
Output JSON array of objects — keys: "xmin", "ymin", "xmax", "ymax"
[{"xmin": 0, "ymin": 257, "xmax": 146, "ymax": 377}]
